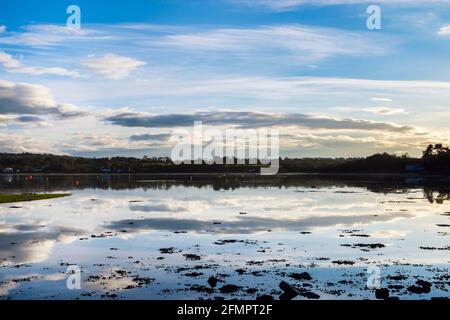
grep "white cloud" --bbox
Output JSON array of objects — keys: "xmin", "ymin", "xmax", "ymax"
[
  {"xmin": 438, "ymin": 25, "xmax": 450, "ymax": 36},
  {"xmin": 0, "ymin": 51, "xmax": 80, "ymax": 77},
  {"xmin": 371, "ymin": 97, "xmax": 393, "ymax": 102},
  {"xmin": 0, "ymin": 25, "xmax": 6, "ymax": 33},
  {"xmin": 82, "ymin": 54, "xmax": 146, "ymax": 80}
]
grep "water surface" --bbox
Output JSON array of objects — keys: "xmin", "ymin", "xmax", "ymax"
[{"xmin": 0, "ymin": 174, "xmax": 449, "ymax": 300}]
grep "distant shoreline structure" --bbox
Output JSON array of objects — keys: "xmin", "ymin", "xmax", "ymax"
[{"xmin": 1, "ymin": 144, "xmax": 449, "ymax": 175}]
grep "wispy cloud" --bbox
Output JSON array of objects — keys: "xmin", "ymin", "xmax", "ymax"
[
  {"xmin": 157, "ymin": 24, "xmax": 391, "ymax": 63},
  {"xmin": 81, "ymin": 54, "xmax": 146, "ymax": 80},
  {"xmin": 95, "ymin": 76, "xmax": 450, "ymax": 103},
  {"xmin": 0, "ymin": 51, "xmax": 80, "ymax": 77},
  {"xmin": 0, "ymin": 24, "xmax": 102, "ymax": 47},
  {"xmin": 365, "ymin": 107, "xmax": 408, "ymax": 115},
  {"xmin": 0, "ymin": 23, "xmax": 395, "ymax": 80},
  {"xmin": 234, "ymin": 0, "xmax": 450, "ymax": 11}
]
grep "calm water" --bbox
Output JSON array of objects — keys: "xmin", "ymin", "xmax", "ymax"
[{"xmin": 0, "ymin": 174, "xmax": 449, "ymax": 300}]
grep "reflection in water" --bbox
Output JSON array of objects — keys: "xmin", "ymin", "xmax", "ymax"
[
  {"xmin": 2, "ymin": 173, "xmax": 450, "ymax": 196},
  {"xmin": 0, "ymin": 227, "xmax": 82, "ymax": 264},
  {"xmin": 0, "ymin": 174, "xmax": 449, "ymax": 300},
  {"xmin": 106, "ymin": 212, "xmax": 412, "ymax": 235}
]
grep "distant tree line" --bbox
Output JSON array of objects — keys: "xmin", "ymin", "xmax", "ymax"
[{"xmin": 1, "ymin": 144, "xmax": 449, "ymax": 174}]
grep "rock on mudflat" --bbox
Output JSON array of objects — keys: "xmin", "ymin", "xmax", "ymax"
[
  {"xmin": 159, "ymin": 247, "xmax": 176, "ymax": 254},
  {"xmin": 289, "ymin": 272, "xmax": 312, "ymax": 281},
  {"xmin": 256, "ymin": 295, "xmax": 274, "ymax": 301},
  {"xmin": 375, "ymin": 288, "xmax": 390, "ymax": 299},
  {"xmin": 219, "ymin": 284, "xmax": 242, "ymax": 294},
  {"xmin": 207, "ymin": 276, "xmax": 218, "ymax": 288},
  {"xmin": 408, "ymin": 280, "xmax": 432, "ymax": 294},
  {"xmin": 279, "ymin": 281, "xmax": 320, "ymax": 300}
]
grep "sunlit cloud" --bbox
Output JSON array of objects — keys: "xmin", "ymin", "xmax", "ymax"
[
  {"xmin": 0, "ymin": 79, "xmax": 88, "ymax": 118},
  {"xmin": 0, "ymin": 132, "xmax": 59, "ymax": 153},
  {"xmin": 81, "ymin": 54, "xmax": 146, "ymax": 80}
]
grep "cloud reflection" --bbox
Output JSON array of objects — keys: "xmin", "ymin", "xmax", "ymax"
[
  {"xmin": 0, "ymin": 226, "xmax": 83, "ymax": 265},
  {"xmin": 105, "ymin": 212, "xmax": 412, "ymax": 235}
]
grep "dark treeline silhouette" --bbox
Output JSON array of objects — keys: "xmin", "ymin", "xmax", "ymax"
[
  {"xmin": 0, "ymin": 153, "xmax": 346, "ymax": 173},
  {"xmin": 323, "ymin": 153, "xmax": 412, "ymax": 173},
  {"xmin": 1, "ymin": 144, "xmax": 450, "ymax": 174},
  {"xmin": 422, "ymin": 144, "xmax": 450, "ymax": 172}
]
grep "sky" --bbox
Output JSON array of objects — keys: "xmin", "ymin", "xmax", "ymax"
[{"xmin": 1, "ymin": 0, "xmax": 450, "ymax": 158}]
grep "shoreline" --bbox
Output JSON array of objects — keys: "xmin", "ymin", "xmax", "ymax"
[{"xmin": 1, "ymin": 172, "xmax": 450, "ymax": 177}]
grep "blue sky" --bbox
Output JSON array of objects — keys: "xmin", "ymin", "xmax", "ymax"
[{"xmin": 1, "ymin": 0, "xmax": 450, "ymax": 158}]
